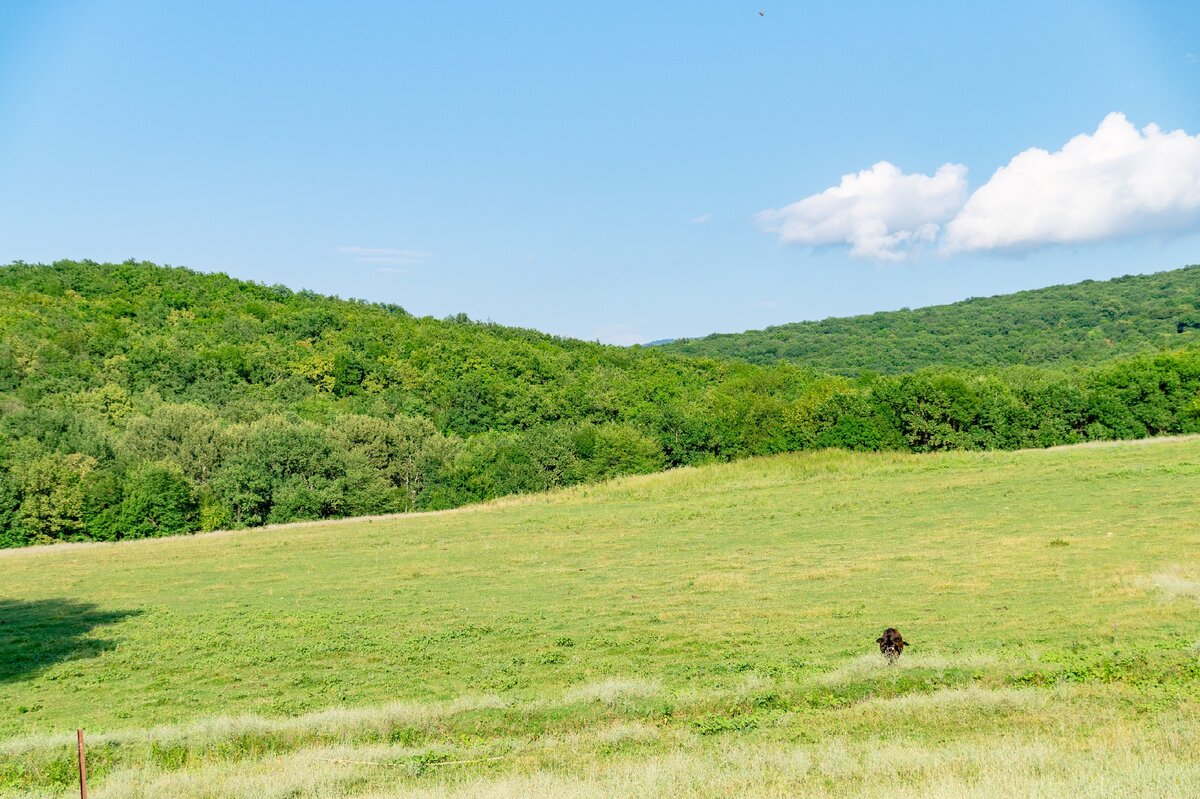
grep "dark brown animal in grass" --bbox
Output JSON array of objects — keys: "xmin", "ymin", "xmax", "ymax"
[{"xmin": 876, "ymin": 627, "xmax": 908, "ymax": 664}]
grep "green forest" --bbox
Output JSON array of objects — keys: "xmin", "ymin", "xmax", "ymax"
[
  {"xmin": 658, "ymin": 265, "xmax": 1200, "ymax": 373},
  {"xmin": 2, "ymin": 260, "xmax": 1199, "ymax": 548}
]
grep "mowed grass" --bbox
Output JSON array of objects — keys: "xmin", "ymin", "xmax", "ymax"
[{"xmin": 3, "ymin": 438, "xmax": 1200, "ymax": 797}]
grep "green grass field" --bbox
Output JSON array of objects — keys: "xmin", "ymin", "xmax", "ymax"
[{"xmin": 4, "ymin": 439, "xmax": 1200, "ymax": 797}]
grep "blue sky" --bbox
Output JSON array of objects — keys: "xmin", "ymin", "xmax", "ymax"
[{"xmin": 1, "ymin": 1, "xmax": 1198, "ymax": 344}]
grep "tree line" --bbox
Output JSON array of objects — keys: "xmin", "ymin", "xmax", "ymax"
[{"xmin": 1, "ymin": 260, "xmax": 1198, "ymax": 547}]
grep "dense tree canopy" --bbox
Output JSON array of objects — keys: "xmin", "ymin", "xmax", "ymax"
[
  {"xmin": 658, "ymin": 266, "xmax": 1200, "ymax": 374},
  {"xmin": 1, "ymin": 260, "xmax": 1198, "ymax": 547}
]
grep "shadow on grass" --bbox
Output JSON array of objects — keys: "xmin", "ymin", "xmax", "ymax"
[{"xmin": 0, "ymin": 598, "xmax": 141, "ymax": 683}]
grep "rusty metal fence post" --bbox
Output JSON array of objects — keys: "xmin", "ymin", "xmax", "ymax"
[{"xmin": 76, "ymin": 728, "xmax": 87, "ymax": 799}]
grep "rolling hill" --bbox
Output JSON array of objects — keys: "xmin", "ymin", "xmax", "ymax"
[
  {"xmin": 658, "ymin": 265, "xmax": 1200, "ymax": 374},
  {"xmin": 0, "ymin": 259, "xmax": 825, "ymax": 545},
  {"xmin": 4, "ymin": 439, "xmax": 1200, "ymax": 797},
  {"xmin": 3, "ymin": 260, "xmax": 1200, "ymax": 549}
]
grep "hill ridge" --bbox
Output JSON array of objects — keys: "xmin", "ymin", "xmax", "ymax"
[{"xmin": 658, "ymin": 264, "xmax": 1200, "ymax": 373}]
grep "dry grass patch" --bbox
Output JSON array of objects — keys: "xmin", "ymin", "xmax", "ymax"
[
  {"xmin": 560, "ymin": 678, "xmax": 662, "ymax": 705},
  {"xmin": 1141, "ymin": 570, "xmax": 1200, "ymax": 603},
  {"xmin": 816, "ymin": 652, "xmax": 1002, "ymax": 686},
  {"xmin": 378, "ymin": 730, "xmax": 1200, "ymax": 799}
]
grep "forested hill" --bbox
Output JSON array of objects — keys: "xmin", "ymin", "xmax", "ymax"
[
  {"xmin": 2, "ymin": 260, "xmax": 1199, "ymax": 548},
  {"xmin": 657, "ymin": 266, "xmax": 1200, "ymax": 374},
  {"xmin": 0, "ymin": 260, "xmax": 830, "ymax": 545}
]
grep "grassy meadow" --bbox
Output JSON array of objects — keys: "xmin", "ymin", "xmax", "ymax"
[{"xmin": 3, "ymin": 438, "xmax": 1200, "ymax": 797}]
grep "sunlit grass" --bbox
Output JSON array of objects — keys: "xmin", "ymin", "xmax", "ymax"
[{"xmin": 3, "ymin": 438, "xmax": 1200, "ymax": 796}]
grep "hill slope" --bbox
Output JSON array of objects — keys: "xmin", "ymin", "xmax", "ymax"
[
  {"xmin": 0, "ymin": 260, "xmax": 827, "ymax": 544},
  {"xmin": 658, "ymin": 265, "xmax": 1200, "ymax": 373},
  {"xmin": 3, "ymin": 259, "xmax": 1200, "ymax": 549},
  {"xmin": 4, "ymin": 439, "xmax": 1200, "ymax": 797}
]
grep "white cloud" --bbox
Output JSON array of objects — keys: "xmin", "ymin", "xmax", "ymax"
[
  {"xmin": 1186, "ymin": 53, "xmax": 1198, "ymax": 64},
  {"xmin": 756, "ymin": 161, "xmax": 967, "ymax": 260},
  {"xmin": 942, "ymin": 113, "xmax": 1200, "ymax": 254},
  {"xmin": 759, "ymin": 114, "xmax": 1200, "ymax": 260},
  {"xmin": 335, "ymin": 246, "xmax": 431, "ymax": 265},
  {"xmin": 689, "ymin": 212, "xmax": 713, "ymax": 224}
]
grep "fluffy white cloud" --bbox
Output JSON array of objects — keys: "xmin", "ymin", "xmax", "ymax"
[
  {"xmin": 942, "ymin": 113, "xmax": 1200, "ymax": 253},
  {"xmin": 756, "ymin": 161, "xmax": 968, "ymax": 260},
  {"xmin": 760, "ymin": 114, "xmax": 1200, "ymax": 260}
]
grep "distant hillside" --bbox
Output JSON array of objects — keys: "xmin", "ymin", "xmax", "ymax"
[
  {"xmin": 658, "ymin": 266, "xmax": 1200, "ymax": 374},
  {"xmin": 0, "ymin": 260, "xmax": 829, "ymax": 546},
  {"xmin": 1, "ymin": 260, "xmax": 1198, "ymax": 548}
]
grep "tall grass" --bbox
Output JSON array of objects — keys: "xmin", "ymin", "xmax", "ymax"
[{"xmin": 14, "ymin": 685, "xmax": 1200, "ymax": 797}]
